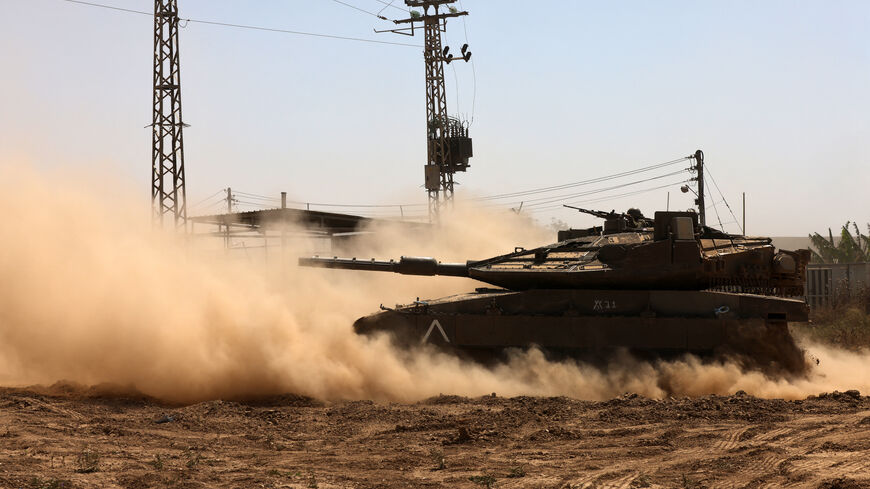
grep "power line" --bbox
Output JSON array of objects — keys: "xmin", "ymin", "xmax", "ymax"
[
  {"xmin": 232, "ymin": 190, "xmax": 428, "ymax": 209},
  {"xmin": 191, "ymin": 195, "xmax": 229, "ymax": 212},
  {"xmin": 464, "ymin": 170, "xmax": 687, "ymax": 211},
  {"xmin": 451, "ymin": 63, "xmax": 461, "ymax": 117},
  {"xmin": 371, "ymin": 0, "xmax": 408, "ymax": 14},
  {"xmin": 227, "ymin": 157, "xmax": 691, "ymax": 213},
  {"xmin": 58, "ymin": 0, "xmax": 421, "ymax": 47},
  {"xmin": 516, "ymin": 170, "xmax": 689, "ymax": 209},
  {"xmin": 299, "ymin": 201, "xmax": 427, "ymax": 209},
  {"xmin": 706, "ymin": 174, "xmax": 727, "ymax": 232},
  {"xmin": 232, "ymin": 191, "xmax": 282, "ymax": 202},
  {"xmin": 704, "ymin": 164, "xmax": 744, "ymax": 234},
  {"xmin": 376, "ymin": 0, "xmax": 398, "ymax": 16},
  {"xmin": 457, "ymin": 0, "xmax": 476, "ymax": 124},
  {"xmin": 61, "ymin": 0, "xmax": 149, "ymax": 15},
  {"xmin": 467, "ymin": 157, "xmax": 690, "ymax": 202},
  {"xmin": 524, "ymin": 180, "xmax": 687, "ymax": 214},
  {"xmin": 330, "ymin": 0, "xmax": 388, "ymax": 20},
  {"xmin": 190, "ymin": 189, "xmax": 227, "ymax": 208},
  {"xmin": 183, "ymin": 19, "xmax": 420, "ymax": 47}
]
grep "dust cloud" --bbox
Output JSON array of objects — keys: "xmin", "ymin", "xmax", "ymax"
[{"xmin": 0, "ymin": 165, "xmax": 867, "ymax": 404}]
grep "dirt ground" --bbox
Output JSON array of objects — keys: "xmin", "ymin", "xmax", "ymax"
[{"xmin": 1, "ymin": 385, "xmax": 869, "ymax": 489}]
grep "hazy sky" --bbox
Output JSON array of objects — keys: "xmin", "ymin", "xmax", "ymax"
[{"xmin": 1, "ymin": 0, "xmax": 867, "ymax": 235}]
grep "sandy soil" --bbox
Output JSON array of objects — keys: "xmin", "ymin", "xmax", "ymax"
[{"xmin": 1, "ymin": 385, "xmax": 869, "ymax": 489}]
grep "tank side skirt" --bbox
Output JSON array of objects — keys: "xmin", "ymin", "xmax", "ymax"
[{"xmin": 361, "ymin": 289, "xmax": 807, "ymax": 352}]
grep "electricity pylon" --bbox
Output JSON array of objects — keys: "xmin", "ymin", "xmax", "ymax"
[
  {"xmin": 151, "ymin": 0, "xmax": 188, "ymax": 228},
  {"xmin": 379, "ymin": 0, "xmax": 473, "ymax": 220}
]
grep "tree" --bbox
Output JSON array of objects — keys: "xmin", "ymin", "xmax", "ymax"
[{"xmin": 809, "ymin": 222, "xmax": 870, "ymax": 264}]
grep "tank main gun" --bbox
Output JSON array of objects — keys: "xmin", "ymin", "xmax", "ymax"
[{"xmin": 299, "ymin": 256, "xmax": 469, "ymax": 277}]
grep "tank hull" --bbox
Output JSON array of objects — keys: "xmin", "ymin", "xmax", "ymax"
[{"xmin": 354, "ymin": 289, "xmax": 809, "ymax": 371}]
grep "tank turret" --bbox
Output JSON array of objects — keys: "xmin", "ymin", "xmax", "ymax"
[{"xmin": 300, "ymin": 210, "xmax": 809, "ymax": 296}]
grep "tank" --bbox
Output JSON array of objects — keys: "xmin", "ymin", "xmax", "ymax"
[{"xmin": 299, "ymin": 209, "xmax": 811, "ymax": 373}]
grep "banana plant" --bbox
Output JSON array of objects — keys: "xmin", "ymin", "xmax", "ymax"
[{"xmin": 809, "ymin": 222, "xmax": 870, "ymax": 263}]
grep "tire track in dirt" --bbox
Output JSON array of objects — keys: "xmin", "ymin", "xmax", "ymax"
[
  {"xmin": 713, "ymin": 426, "xmax": 749, "ymax": 450},
  {"xmin": 786, "ymin": 453, "xmax": 870, "ymax": 476},
  {"xmin": 753, "ymin": 426, "xmax": 791, "ymax": 441},
  {"xmin": 570, "ymin": 472, "xmax": 603, "ymax": 488},
  {"xmin": 744, "ymin": 453, "xmax": 783, "ymax": 474},
  {"xmin": 567, "ymin": 470, "xmax": 639, "ymax": 489},
  {"xmin": 597, "ymin": 472, "xmax": 639, "ymax": 489},
  {"xmin": 709, "ymin": 453, "xmax": 788, "ymax": 489}
]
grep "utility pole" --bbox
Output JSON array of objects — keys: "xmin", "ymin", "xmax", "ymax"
[
  {"xmin": 280, "ymin": 191, "xmax": 287, "ymax": 262},
  {"xmin": 379, "ymin": 0, "xmax": 473, "ymax": 220},
  {"xmin": 224, "ymin": 187, "xmax": 232, "ymax": 248},
  {"xmin": 691, "ymin": 149, "xmax": 706, "ymax": 227},
  {"xmin": 151, "ymin": 0, "xmax": 188, "ymax": 229}
]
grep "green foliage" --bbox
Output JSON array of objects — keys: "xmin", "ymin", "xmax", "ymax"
[
  {"xmin": 410, "ymin": 10, "xmax": 422, "ymax": 18},
  {"xmin": 797, "ymin": 295, "xmax": 870, "ymax": 350},
  {"xmin": 809, "ymin": 222, "xmax": 870, "ymax": 263}
]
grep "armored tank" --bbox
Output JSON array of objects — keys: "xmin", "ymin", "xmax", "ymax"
[{"xmin": 299, "ymin": 208, "xmax": 811, "ymax": 372}]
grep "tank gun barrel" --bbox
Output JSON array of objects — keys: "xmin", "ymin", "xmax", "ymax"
[{"xmin": 298, "ymin": 256, "xmax": 469, "ymax": 277}]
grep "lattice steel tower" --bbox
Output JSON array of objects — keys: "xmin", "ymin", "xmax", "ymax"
[
  {"xmin": 151, "ymin": 0, "xmax": 187, "ymax": 228},
  {"xmin": 385, "ymin": 1, "xmax": 473, "ymax": 219}
]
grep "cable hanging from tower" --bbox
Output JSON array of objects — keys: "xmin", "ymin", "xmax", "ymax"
[
  {"xmin": 457, "ymin": 0, "xmax": 476, "ymax": 124},
  {"xmin": 501, "ymin": 170, "xmax": 689, "ymax": 209},
  {"xmin": 58, "ymin": 0, "xmax": 422, "ymax": 47},
  {"xmin": 214, "ymin": 156, "xmax": 694, "ymax": 216},
  {"xmin": 329, "ymin": 0, "xmax": 389, "ymax": 20},
  {"xmin": 465, "ymin": 156, "xmax": 691, "ymax": 202},
  {"xmin": 523, "ymin": 180, "xmax": 690, "ymax": 214},
  {"xmin": 703, "ymin": 163, "xmax": 744, "ymax": 234},
  {"xmin": 371, "ymin": 0, "xmax": 408, "ymax": 14}
]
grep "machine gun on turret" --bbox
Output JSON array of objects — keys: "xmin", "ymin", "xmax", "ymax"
[
  {"xmin": 563, "ymin": 205, "xmax": 654, "ymax": 234},
  {"xmin": 563, "ymin": 206, "xmax": 621, "ymax": 220}
]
